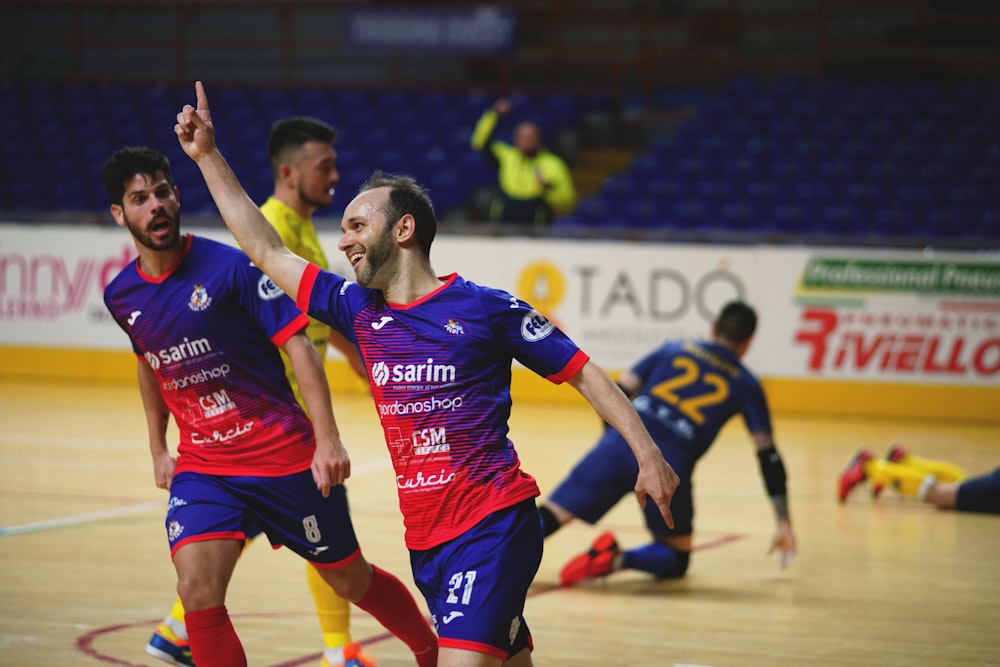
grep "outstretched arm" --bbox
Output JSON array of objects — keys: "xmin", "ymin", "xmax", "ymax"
[
  {"xmin": 174, "ymin": 81, "xmax": 307, "ymax": 299},
  {"xmin": 568, "ymin": 360, "xmax": 680, "ymax": 528},
  {"xmin": 753, "ymin": 432, "xmax": 796, "ymax": 568}
]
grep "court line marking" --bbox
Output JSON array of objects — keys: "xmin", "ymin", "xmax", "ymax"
[
  {"xmin": 0, "ymin": 500, "xmax": 165, "ymax": 536},
  {"xmin": 0, "ymin": 459, "xmax": 392, "ymax": 537}
]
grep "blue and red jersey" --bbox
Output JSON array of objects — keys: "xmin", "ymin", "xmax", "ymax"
[
  {"xmin": 298, "ymin": 267, "xmax": 588, "ymax": 550},
  {"xmin": 629, "ymin": 339, "xmax": 772, "ymax": 479},
  {"xmin": 104, "ymin": 235, "xmax": 314, "ymax": 476}
]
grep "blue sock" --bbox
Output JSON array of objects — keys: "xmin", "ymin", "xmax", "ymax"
[{"xmin": 621, "ymin": 542, "xmax": 690, "ymax": 578}]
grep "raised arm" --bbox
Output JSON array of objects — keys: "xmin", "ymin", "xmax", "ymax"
[
  {"xmin": 568, "ymin": 360, "xmax": 680, "ymax": 528},
  {"xmin": 174, "ymin": 81, "xmax": 307, "ymax": 299}
]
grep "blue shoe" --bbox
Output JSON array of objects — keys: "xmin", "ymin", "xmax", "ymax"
[{"xmin": 145, "ymin": 624, "xmax": 195, "ymax": 667}]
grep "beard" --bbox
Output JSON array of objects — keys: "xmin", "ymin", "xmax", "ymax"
[
  {"xmin": 354, "ymin": 222, "xmax": 395, "ymax": 287},
  {"xmin": 124, "ymin": 208, "xmax": 182, "ymax": 252},
  {"xmin": 298, "ymin": 182, "xmax": 333, "ymax": 211}
]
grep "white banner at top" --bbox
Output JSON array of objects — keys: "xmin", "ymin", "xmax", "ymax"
[{"xmin": 1, "ymin": 223, "xmax": 998, "ymax": 385}]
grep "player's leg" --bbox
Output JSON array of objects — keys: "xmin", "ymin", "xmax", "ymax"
[
  {"xmin": 304, "ymin": 562, "xmax": 371, "ymax": 667},
  {"xmin": 147, "ymin": 535, "xmax": 262, "ymax": 667},
  {"xmin": 560, "ymin": 477, "xmax": 693, "ymax": 584},
  {"xmin": 891, "ymin": 445, "xmax": 967, "ymax": 483},
  {"xmin": 950, "ymin": 467, "xmax": 1000, "ymax": 514},
  {"xmin": 414, "ymin": 499, "xmax": 541, "ymax": 667},
  {"xmin": 166, "ymin": 472, "xmax": 256, "ymax": 667},
  {"xmin": 172, "ymin": 539, "xmax": 245, "ymax": 667},
  {"xmin": 314, "ymin": 557, "xmax": 436, "ymax": 667},
  {"xmin": 256, "ymin": 471, "xmax": 436, "ymax": 667},
  {"xmin": 541, "ymin": 429, "xmax": 638, "ymax": 538}
]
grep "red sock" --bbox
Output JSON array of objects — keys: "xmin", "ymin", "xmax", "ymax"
[
  {"xmin": 185, "ymin": 605, "xmax": 247, "ymax": 667},
  {"xmin": 355, "ymin": 565, "xmax": 438, "ymax": 667}
]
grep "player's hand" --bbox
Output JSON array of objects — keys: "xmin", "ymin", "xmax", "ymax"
[
  {"xmin": 634, "ymin": 454, "xmax": 680, "ymax": 530},
  {"xmin": 174, "ymin": 80, "xmax": 216, "ymax": 162},
  {"xmin": 151, "ymin": 450, "xmax": 178, "ymax": 491},
  {"xmin": 494, "ymin": 98, "xmax": 511, "ymax": 115},
  {"xmin": 768, "ymin": 521, "xmax": 796, "ymax": 569},
  {"xmin": 311, "ymin": 438, "xmax": 351, "ymax": 498}
]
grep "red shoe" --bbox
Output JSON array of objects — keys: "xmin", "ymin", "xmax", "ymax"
[
  {"xmin": 559, "ymin": 531, "xmax": 620, "ymax": 586},
  {"xmin": 872, "ymin": 443, "xmax": 908, "ymax": 498},
  {"xmin": 838, "ymin": 448, "xmax": 875, "ymax": 503}
]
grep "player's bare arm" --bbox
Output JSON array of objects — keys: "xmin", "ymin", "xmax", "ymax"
[
  {"xmin": 568, "ymin": 360, "xmax": 680, "ymax": 528},
  {"xmin": 174, "ymin": 80, "xmax": 308, "ymax": 299},
  {"xmin": 282, "ymin": 331, "xmax": 350, "ymax": 496},
  {"xmin": 136, "ymin": 359, "xmax": 176, "ymax": 490}
]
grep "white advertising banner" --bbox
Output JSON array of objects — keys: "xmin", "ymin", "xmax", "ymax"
[{"xmin": 2, "ymin": 224, "xmax": 998, "ymax": 385}]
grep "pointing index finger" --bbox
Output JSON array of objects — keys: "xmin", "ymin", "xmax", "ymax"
[{"xmin": 195, "ymin": 80, "xmax": 209, "ymax": 113}]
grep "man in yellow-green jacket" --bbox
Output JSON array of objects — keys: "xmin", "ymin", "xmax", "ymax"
[{"xmin": 471, "ymin": 97, "xmax": 577, "ymax": 225}]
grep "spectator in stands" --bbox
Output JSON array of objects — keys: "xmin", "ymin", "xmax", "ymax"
[
  {"xmin": 839, "ymin": 444, "xmax": 999, "ymax": 513},
  {"xmin": 470, "ymin": 97, "xmax": 577, "ymax": 226}
]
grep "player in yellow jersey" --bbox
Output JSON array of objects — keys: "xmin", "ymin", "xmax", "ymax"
[
  {"xmin": 839, "ymin": 443, "xmax": 1000, "ymax": 514},
  {"xmin": 146, "ymin": 117, "xmax": 376, "ymax": 667}
]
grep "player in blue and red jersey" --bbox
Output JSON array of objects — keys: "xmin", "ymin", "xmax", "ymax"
[
  {"xmin": 101, "ymin": 146, "xmax": 437, "ymax": 667},
  {"xmin": 541, "ymin": 301, "xmax": 798, "ymax": 585},
  {"xmin": 174, "ymin": 81, "xmax": 679, "ymax": 667}
]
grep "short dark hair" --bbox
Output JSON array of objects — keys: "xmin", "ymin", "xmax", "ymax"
[
  {"xmin": 359, "ymin": 170, "xmax": 437, "ymax": 256},
  {"xmin": 101, "ymin": 147, "xmax": 174, "ymax": 205},
  {"xmin": 714, "ymin": 300, "xmax": 757, "ymax": 344},
  {"xmin": 267, "ymin": 116, "xmax": 337, "ymax": 177}
]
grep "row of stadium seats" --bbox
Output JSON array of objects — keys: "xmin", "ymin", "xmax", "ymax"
[
  {"xmin": 0, "ymin": 81, "xmax": 586, "ymax": 222},
  {"xmin": 2, "ymin": 77, "xmax": 998, "ymax": 244},
  {"xmin": 555, "ymin": 76, "xmax": 999, "ymax": 242}
]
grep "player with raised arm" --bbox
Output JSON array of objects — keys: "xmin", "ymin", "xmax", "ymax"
[{"xmin": 173, "ymin": 81, "xmax": 679, "ymax": 667}]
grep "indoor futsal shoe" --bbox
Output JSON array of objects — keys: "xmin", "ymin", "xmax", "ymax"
[
  {"xmin": 321, "ymin": 641, "xmax": 378, "ymax": 667},
  {"xmin": 838, "ymin": 447, "xmax": 875, "ymax": 503},
  {"xmin": 145, "ymin": 623, "xmax": 195, "ymax": 667},
  {"xmin": 560, "ymin": 530, "xmax": 620, "ymax": 586},
  {"xmin": 871, "ymin": 443, "xmax": 909, "ymax": 498}
]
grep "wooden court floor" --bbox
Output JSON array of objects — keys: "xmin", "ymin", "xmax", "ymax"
[{"xmin": 1, "ymin": 377, "xmax": 998, "ymax": 667}]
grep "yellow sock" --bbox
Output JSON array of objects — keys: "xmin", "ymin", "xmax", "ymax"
[
  {"xmin": 155, "ymin": 597, "xmax": 188, "ymax": 641},
  {"xmin": 306, "ymin": 562, "xmax": 352, "ymax": 651},
  {"xmin": 897, "ymin": 453, "xmax": 966, "ymax": 484},
  {"xmin": 864, "ymin": 459, "xmax": 933, "ymax": 498}
]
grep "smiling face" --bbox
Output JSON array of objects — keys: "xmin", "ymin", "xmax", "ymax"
[
  {"xmin": 338, "ymin": 187, "xmax": 397, "ymax": 288},
  {"xmin": 111, "ymin": 171, "xmax": 182, "ymax": 252}
]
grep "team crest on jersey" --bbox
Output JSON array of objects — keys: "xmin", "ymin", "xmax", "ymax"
[
  {"xmin": 442, "ymin": 318, "xmax": 466, "ymax": 335},
  {"xmin": 188, "ymin": 284, "xmax": 212, "ymax": 311},
  {"xmin": 167, "ymin": 519, "xmax": 185, "ymax": 542}
]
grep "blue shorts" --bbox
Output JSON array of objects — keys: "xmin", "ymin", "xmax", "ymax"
[
  {"xmin": 548, "ymin": 428, "xmax": 693, "ymax": 536},
  {"xmin": 956, "ymin": 467, "xmax": 1000, "ymax": 514},
  {"xmin": 166, "ymin": 470, "xmax": 361, "ymax": 568},
  {"xmin": 409, "ymin": 499, "xmax": 541, "ymax": 661}
]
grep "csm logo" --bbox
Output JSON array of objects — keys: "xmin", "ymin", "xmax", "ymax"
[
  {"xmin": 521, "ymin": 310, "xmax": 554, "ymax": 342},
  {"xmin": 145, "ymin": 337, "xmax": 213, "ymax": 370},
  {"xmin": 257, "ymin": 275, "xmax": 285, "ymax": 300},
  {"xmin": 371, "ymin": 358, "xmax": 457, "ymax": 387}
]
